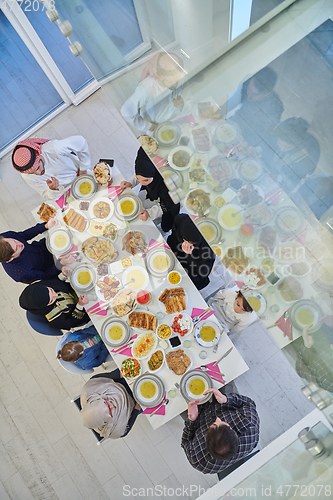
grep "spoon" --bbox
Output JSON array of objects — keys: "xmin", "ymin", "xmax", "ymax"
[
  {"xmin": 117, "ymin": 278, "xmax": 135, "ymax": 291},
  {"xmin": 200, "ymin": 365, "xmax": 225, "ymax": 377},
  {"xmin": 232, "ymin": 207, "xmax": 246, "ymax": 217},
  {"xmin": 283, "ymin": 310, "xmax": 289, "ymax": 337},
  {"xmin": 174, "ymin": 382, "xmax": 180, "ymax": 390},
  {"xmin": 149, "ymin": 399, "xmax": 169, "ymax": 417},
  {"xmin": 192, "ymin": 307, "xmax": 211, "ymax": 324}
]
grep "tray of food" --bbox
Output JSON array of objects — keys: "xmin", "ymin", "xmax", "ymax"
[
  {"xmin": 129, "ymin": 311, "xmax": 157, "ymax": 333},
  {"xmin": 131, "ymin": 332, "xmax": 158, "ymax": 359},
  {"xmin": 70, "ymin": 263, "xmax": 97, "ymax": 293},
  {"xmin": 154, "ymin": 121, "xmax": 181, "ymax": 147},
  {"xmin": 196, "ymin": 217, "xmax": 222, "ymax": 245},
  {"xmin": 244, "ymin": 268, "xmax": 266, "ymax": 289},
  {"xmin": 63, "ymin": 208, "xmax": 89, "ymax": 233},
  {"xmin": 93, "ymin": 161, "xmax": 112, "ymax": 186},
  {"xmin": 189, "ymin": 155, "xmax": 207, "ymax": 184},
  {"xmin": 243, "ymin": 205, "xmax": 273, "ymax": 227},
  {"xmin": 37, "ymin": 202, "xmax": 57, "ymax": 222},
  {"xmin": 82, "ymin": 236, "xmax": 118, "ymax": 264},
  {"xmin": 222, "ymin": 246, "xmax": 251, "ymax": 275},
  {"xmin": 46, "ymin": 227, "xmax": 73, "ymax": 255},
  {"xmin": 114, "ymin": 193, "xmax": 142, "ymax": 221},
  {"xmin": 158, "ymin": 287, "xmax": 187, "ymax": 315},
  {"xmin": 147, "ymin": 349, "xmax": 165, "ymax": 373},
  {"xmin": 196, "ymin": 100, "xmax": 221, "ymax": 121},
  {"xmin": 166, "ymin": 349, "xmax": 192, "ymax": 375},
  {"xmin": 191, "ymin": 126, "xmax": 211, "ymax": 152},
  {"xmin": 95, "ymin": 275, "xmax": 120, "ymax": 302},
  {"xmin": 185, "ymin": 189, "xmax": 210, "ymax": 216},
  {"xmin": 207, "ymin": 155, "xmax": 233, "ymax": 192},
  {"xmin": 121, "ymin": 357, "xmax": 141, "ymax": 380},
  {"xmin": 101, "ymin": 316, "xmax": 130, "ymax": 348},
  {"xmin": 88, "ymin": 198, "xmax": 114, "ymax": 221},
  {"xmin": 137, "ymin": 135, "xmax": 159, "ymax": 155},
  {"xmin": 180, "ymin": 369, "xmax": 213, "ymax": 404},
  {"xmin": 145, "ymin": 246, "xmax": 175, "ymax": 278},
  {"xmin": 132, "ymin": 373, "xmax": 165, "ymax": 408},
  {"xmin": 71, "ymin": 174, "xmax": 98, "ymax": 200},
  {"xmin": 122, "ymin": 230, "xmax": 148, "ymax": 256},
  {"xmin": 168, "ymin": 146, "xmax": 195, "ymax": 171},
  {"xmin": 111, "ymin": 288, "xmax": 136, "ymax": 317}
]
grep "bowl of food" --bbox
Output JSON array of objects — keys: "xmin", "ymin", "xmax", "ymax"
[
  {"xmin": 132, "ymin": 332, "xmax": 158, "ymax": 359},
  {"xmin": 185, "ymin": 189, "xmax": 210, "ymax": 216},
  {"xmin": 180, "ymin": 369, "xmax": 213, "ymax": 404},
  {"xmin": 207, "ymin": 155, "xmax": 233, "ymax": 192},
  {"xmin": 171, "ymin": 313, "xmax": 193, "ymax": 337},
  {"xmin": 147, "ymin": 349, "xmax": 165, "ymax": 373},
  {"xmin": 121, "ymin": 357, "xmax": 141, "ymax": 380},
  {"xmin": 194, "ymin": 320, "xmax": 221, "ymax": 348},
  {"xmin": 89, "ymin": 198, "xmax": 114, "ymax": 221},
  {"xmin": 168, "ymin": 146, "xmax": 195, "ymax": 170},
  {"xmin": 71, "ymin": 174, "xmax": 98, "ymax": 199},
  {"xmin": 261, "ymin": 257, "xmax": 276, "ymax": 273},
  {"xmin": 122, "ymin": 265, "xmax": 150, "ymax": 291},
  {"xmin": 166, "ymin": 349, "xmax": 192, "ymax": 375},
  {"xmin": 154, "ymin": 122, "xmax": 181, "ymax": 146},
  {"xmin": 244, "ymin": 268, "xmax": 266, "ymax": 289},
  {"xmin": 157, "ymin": 323, "xmax": 172, "ymax": 340},
  {"xmin": 96, "ymin": 275, "xmax": 121, "ymax": 302},
  {"xmin": 111, "ymin": 288, "xmax": 136, "ymax": 317},
  {"xmin": 137, "ymin": 135, "xmax": 159, "ymax": 155},
  {"xmin": 219, "ymin": 204, "xmax": 244, "ymax": 231},
  {"xmin": 277, "ymin": 276, "xmax": 304, "ymax": 303},
  {"xmin": 82, "ymin": 236, "xmax": 118, "ymax": 264},
  {"xmin": 133, "ymin": 373, "xmax": 165, "ymax": 408},
  {"xmin": 70, "ymin": 264, "xmax": 97, "ymax": 292},
  {"xmin": 167, "ymin": 271, "xmax": 182, "ymax": 286},
  {"xmin": 93, "ymin": 161, "xmax": 112, "ymax": 186}
]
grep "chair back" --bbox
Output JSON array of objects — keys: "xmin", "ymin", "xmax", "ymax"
[
  {"xmin": 72, "ymin": 396, "xmax": 105, "ymax": 444},
  {"xmin": 56, "ymin": 333, "xmax": 94, "ymax": 374},
  {"xmin": 26, "ymin": 311, "xmax": 62, "ymax": 336}
]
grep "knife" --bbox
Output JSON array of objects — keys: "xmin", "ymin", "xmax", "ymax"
[{"xmin": 212, "ymin": 347, "xmax": 233, "ymax": 367}]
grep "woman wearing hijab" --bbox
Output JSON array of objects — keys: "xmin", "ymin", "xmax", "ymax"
[
  {"xmin": 208, "ymin": 286, "xmax": 257, "ymax": 334},
  {"xmin": 57, "ymin": 325, "xmax": 109, "ymax": 370},
  {"xmin": 120, "ymin": 147, "xmax": 180, "ymax": 231},
  {"xmin": 11, "ymin": 136, "xmax": 91, "ymax": 199},
  {"xmin": 167, "ymin": 214, "xmax": 215, "ymax": 290},
  {"xmin": 80, "ymin": 369, "xmax": 141, "ymax": 439},
  {"xmin": 19, "ymin": 278, "xmax": 90, "ymax": 332}
]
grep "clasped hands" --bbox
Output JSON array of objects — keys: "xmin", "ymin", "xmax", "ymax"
[{"xmin": 187, "ymin": 388, "xmax": 227, "ymax": 421}]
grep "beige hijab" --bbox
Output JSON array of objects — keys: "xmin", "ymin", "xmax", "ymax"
[{"xmin": 80, "ymin": 378, "xmax": 135, "ymax": 439}]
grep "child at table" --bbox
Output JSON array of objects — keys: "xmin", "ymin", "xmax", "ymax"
[
  {"xmin": 208, "ymin": 286, "xmax": 257, "ymax": 334},
  {"xmin": 57, "ymin": 326, "xmax": 109, "ymax": 370}
]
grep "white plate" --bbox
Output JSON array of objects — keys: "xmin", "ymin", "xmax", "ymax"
[
  {"xmin": 188, "ymin": 155, "xmax": 208, "ymax": 183},
  {"xmin": 170, "ymin": 313, "xmax": 194, "ymax": 337},
  {"xmin": 101, "ymin": 317, "xmax": 130, "ymax": 348},
  {"xmin": 182, "ymin": 370, "xmax": 212, "ymax": 402},
  {"xmin": 158, "ymin": 287, "xmax": 190, "ymax": 315},
  {"xmin": 218, "ymin": 204, "xmax": 244, "ymax": 230},
  {"xmin": 115, "ymin": 194, "xmax": 142, "ymax": 221},
  {"xmin": 121, "ymin": 230, "xmax": 149, "ymax": 256},
  {"xmin": 62, "ymin": 207, "xmax": 89, "ymax": 233},
  {"xmin": 165, "ymin": 350, "xmax": 192, "ymax": 374},
  {"xmin": 103, "ymin": 320, "xmax": 129, "ymax": 346},
  {"xmin": 274, "ymin": 206, "xmax": 304, "ymax": 235},
  {"xmin": 239, "ymin": 159, "xmax": 263, "ymax": 182},
  {"xmin": 237, "ymin": 184, "xmax": 265, "ymax": 207},
  {"xmin": 196, "ymin": 217, "xmax": 222, "ymax": 244},
  {"xmin": 243, "ymin": 291, "xmax": 267, "ymax": 315},
  {"xmin": 95, "ymin": 274, "xmax": 121, "ymax": 303},
  {"xmin": 122, "ymin": 266, "xmax": 150, "ymax": 291},
  {"xmin": 88, "ymin": 197, "xmax": 114, "ymax": 222},
  {"xmin": 190, "ymin": 127, "xmax": 211, "ymax": 154},
  {"xmin": 47, "ymin": 227, "xmax": 73, "ymax": 255},
  {"xmin": 133, "ymin": 373, "xmax": 165, "ymax": 408},
  {"xmin": 168, "ymin": 146, "xmax": 195, "ymax": 171},
  {"xmin": 243, "ymin": 205, "xmax": 274, "ymax": 228},
  {"xmin": 221, "ymin": 245, "xmax": 252, "ymax": 276},
  {"xmin": 147, "ymin": 349, "xmax": 165, "ymax": 374},
  {"xmin": 185, "ymin": 189, "xmax": 211, "ymax": 216},
  {"xmin": 289, "ymin": 299, "xmax": 323, "ymax": 333},
  {"xmin": 154, "ymin": 122, "xmax": 181, "ymax": 146},
  {"xmin": 131, "ymin": 333, "xmax": 158, "ymax": 359},
  {"xmin": 71, "ymin": 175, "xmax": 97, "ymax": 200},
  {"xmin": 194, "ymin": 320, "xmax": 221, "ymax": 347},
  {"xmin": 70, "ymin": 264, "xmax": 97, "ymax": 292},
  {"xmin": 120, "ymin": 357, "xmax": 142, "ymax": 380},
  {"xmin": 146, "ymin": 247, "xmax": 175, "ymax": 276},
  {"xmin": 243, "ymin": 268, "xmax": 267, "ymax": 290},
  {"xmin": 213, "ymin": 122, "xmax": 240, "ymax": 146}
]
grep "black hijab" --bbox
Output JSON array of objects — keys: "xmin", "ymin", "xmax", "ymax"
[
  {"xmin": 19, "ymin": 279, "xmax": 74, "ymax": 315},
  {"xmin": 135, "ymin": 147, "xmax": 175, "ymax": 210}
]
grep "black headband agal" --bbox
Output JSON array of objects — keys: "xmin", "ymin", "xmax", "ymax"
[{"xmin": 12, "ymin": 144, "xmax": 37, "ymax": 172}]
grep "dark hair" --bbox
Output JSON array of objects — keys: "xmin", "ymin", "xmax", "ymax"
[
  {"xmin": 275, "ymin": 117, "xmax": 309, "ymax": 145},
  {"xmin": 237, "ymin": 291, "xmax": 253, "ymax": 313},
  {"xmin": 57, "ymin": 341, "xmax": 84, "ymax": 362},
  {"xmin": 206, "ymin": 424, "xmax": 239, "ymax": 460},
  {"xmin": 0, "ymin": 236, "xmax": 14, "ymax": 262},
  {"xmin": 252, "ymin": 67, "xmax": 277, "ymax": 94}
]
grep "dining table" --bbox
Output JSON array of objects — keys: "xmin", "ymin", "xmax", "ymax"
[
  {"xmin": 31, "ymin": 163, "xmax": 249, "ymax": 430},
  {"xmin": 145, "ymin": 98, "xmax": 333, "ymax": 350}
]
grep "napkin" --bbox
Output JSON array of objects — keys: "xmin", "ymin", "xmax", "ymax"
[
  {"xmin": 195, "ymin": 363, "xmax": 225, "ymax": 384},
  {"xmin": 264, "ymin": 187, "xmax": 281, "ymax": 206},
  {"xmin": 274, "ymin": 309, "xmax": 292, "ymax": 338},
  {"xmin": 86, "ymin": 301, "xmax": 108, "ymax": 316},
  {"xmin": 55, "ymin": 188, "xmax": 72, "ymax": 209},
  {"xmin": 153, "ymin": 156, "xmax": 168, "ymax": 170},
  {"xmin": 108, "ymin": 185, "xmax": 122, "ymax": 199},
  {"xmin": 142, "ymin": 394, "xmax": 167, "ymax": 416},
  {"xmin": 235, "ymin": 281, "xmax": 245, "ymax": 289},
  {"xmin": 148, "ymin": 238, "xmax": 171, "ymax": 251},
  {"xmin": 191, "ymin": 307, "xmax": 214, "ymax": 321},
  {"xmin": 174, "ymin": 114, "xmax": 196, "ymax": 125},
  {"xmin": 111, "ymin": 334, "xmax": 138, "ymax": 357}
]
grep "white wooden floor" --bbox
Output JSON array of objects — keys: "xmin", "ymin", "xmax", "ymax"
[{"xmin": 0, "ymin": 89, "xmax": 313, "ymax": 500}]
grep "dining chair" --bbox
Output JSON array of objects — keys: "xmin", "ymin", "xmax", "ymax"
[
  {"xmin": 26, "ymin": 311, "xmax": 63, "ymax": 336},
  {"xmin": 56, "ymin": 333, "xmax": 94, "ymax": 375},
  {"xmin": 217, "ymin": 448, "xmax": 260, "ymax": 481}
]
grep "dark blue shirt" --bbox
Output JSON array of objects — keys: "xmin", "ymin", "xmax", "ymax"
[
  {"xmin": 65, "ymin": 328, "xmax": 109, "ymax": 370},
  {"xmin": 1, "ymin": 223, "xmax": 60, "ymax": 283}
]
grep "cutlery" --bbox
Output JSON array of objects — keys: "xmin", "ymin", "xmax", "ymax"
[
  {"xmin": 88, "ymin": 302, "xmax": 108, "ymax": 314},
  {"xmin": 212, "ymin": 347, "xmax": 233, "ymax": 367},
  {"xmin": 61, "ymin": 190, "xmax": 70, "ymax": 212},
  {"xmin": 231, "ymin": 206, "xmax": 246, "ymax": 217},
  {"xmin": 213, "ymin": 336, "xmax": 221, "ymax": 354},
  {"xmin": 112, "ymin": 340, "xmax": 135, "ymax": 353},
  {"xmin": 267, "ymin": 321, "xmax": 282, "ymax": 329},
  {"xmin": 192, "ymin": 307, "xmax": 211, "ymax": 324},
  {"xmin": 149, "ymin": 399, "xmax": 169, "ymax": 417},
  {"xmin": 201, "ymin": 371, "xmax": 225, "ymax": 384},
  {"xmin": 116, "ymin": 278, "xmax": 135, "ymax": 291},
  {"xmin": 199, "ymin": 365, "xmax": 225, "ymax": 377},
  {"xmin": 283, "ymin": 310, "xmax": 289, "ymax": 337},
  {"xmin": 290, "ymin": 323, "xmax": 293, "ymax": 341},
  {"xmin": 174, "ymin": 382, "xmax": 180, "ymax": 390}
]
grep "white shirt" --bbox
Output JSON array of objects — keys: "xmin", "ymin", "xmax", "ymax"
[
  {"xmin": 120, "ymin": 77, "xmax": 191, "ymax": 133},
  {"xmin": 210, "ymin": 286, "xmax": 257, "ymax": 334},
  {"xmin": 22, "ymin": 136, "xmax": 91, "ymax": 199}
]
